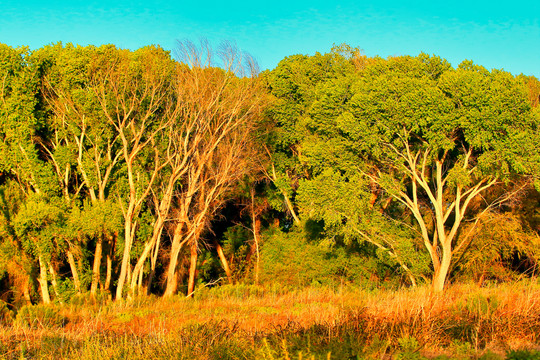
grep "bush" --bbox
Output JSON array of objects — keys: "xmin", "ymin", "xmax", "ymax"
[
  {"xmin": 506, "ymin": 349, "xmax": 540, "ymax": 360},
  {"xmin": 15, "ymin": 304, "xmax": 67, "ymax": 328},
  {"xmin": 259, "ymin": 228, "xmax": 377, "ymax": 289},
  {"xmin": 0, "ymin": 299, "xmax": 14, "ymax": 326}
]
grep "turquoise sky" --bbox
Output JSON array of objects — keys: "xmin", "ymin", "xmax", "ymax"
[{"xmin": 1, "ymin": 0, "xmax": 539, "ymax": 76}]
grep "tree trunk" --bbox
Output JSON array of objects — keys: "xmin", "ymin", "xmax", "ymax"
[
  {"xmin": 90, "ymin": 234, "xmax": 103, "ymax": 295},
  {"xmin": 116, "ymin": 219, "xmax": 134, "ymax": 300},
  {"xmin": 137, "ymin": 262, "xmax": 144, "ymax": 295},
  {"xmin": 164, "ymin": 222, "xmax": 187, "ymax": 297},
  {"xmin": 22, "ymin": 277, "xmax": 32, "ymax": 305},
  {"xmin": 187, "ymin": 243, "xmax": 198, "ymax": 298},
  {"xmin": 250, "ymin": 187, "xmax": 262, "ymax": 285},
  {"xmin": 215, "ymin": 241, "xmax": 232, "ymax": 284},
  {"xmin": 146, "ymin": 237, "xmax": 161, "ymax": 295},
  {"xmin": 253, "ymin": 217, "xmax": 261, "ymax": 285},
  {"xmin": 432, "ymin": 247, "xmax": 452, "ymax": 292},
  {"xmin": 48, "ymin": 263, "xmax": 62, "ymax": 303},
  {"xmin": 67, "ymin": 249, "xmax": 81, "ymax": 293},
  {"xmin": 38, "ymin": 255, "xmax": 51, "ymax": 304},
  {"xmin": 104, "ymin": 234, "xmax": 115, "ymax": 293},
  {"xmin": 130, "ymin": 213, "xmax": 166, "ymax": 296}
]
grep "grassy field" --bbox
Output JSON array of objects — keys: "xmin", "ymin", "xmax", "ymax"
[{"xmin": 1, "ymin": 281, "xmax": 540, "ymax": 359}]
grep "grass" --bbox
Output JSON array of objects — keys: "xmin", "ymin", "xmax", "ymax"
[{"xmin": 1, "ymin": 280, "xmax": 540, "ymax": 359}]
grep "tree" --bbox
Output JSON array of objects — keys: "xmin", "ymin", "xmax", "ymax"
[
  {"xmin": 295, "ymin": 54, "xmax": 539, "ymax": 291},
  {"xmin": 85, "ymin": 45, "xmax": 176, "ymax": 300},
  {"xmin": 262, "ymin": 47, "xmax": 360, "ymax": 226},
  {"xmin": 0, "ymin": 44, "xmax": 65, "ymax": 304},
  {"xmin": 162, "ymin": 41, "xmax": 265, "ymax": 297}
]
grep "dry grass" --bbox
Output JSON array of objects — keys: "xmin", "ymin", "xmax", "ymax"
[{"xmin": 1, "ymin": 281, "xmax": 540, "ymax": 359}]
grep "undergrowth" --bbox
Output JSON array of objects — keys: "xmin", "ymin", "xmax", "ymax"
[{"xmin": 1, "ymin": 281, "xmax": 539, "ymax": 359}]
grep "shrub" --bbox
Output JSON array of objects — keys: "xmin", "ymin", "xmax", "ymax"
[
  {"xmin": 259, "ymin": 228, "xmax": 376, "ymax": 289},
  {"xmin": 0, "ymin": 299, "xmax": 14, "ymax": 326},
  {"xmin": 15, "ymin": 304, "xmax": 67, "ymax": 328},
  {"xmin": 506, "ymin": 349, "xmax": 540, "ymax": 360}
]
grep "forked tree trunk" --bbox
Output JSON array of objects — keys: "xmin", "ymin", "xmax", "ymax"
[{"xmin": 164, "ymin": 222, "xmax": 188, "ymax": 297}]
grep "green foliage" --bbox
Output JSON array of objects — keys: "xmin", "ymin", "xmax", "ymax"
[
  {"xmin": 506, "ymin": 349, "xmax": 540, "ymax": 360},
  {"xmin": 453, "ymin": 212, "xmax": 540, "ymax": 282},
  {"xmin": 196, "ymin": 283, "xmax": 266, "ymax": 300},
  {"xmin": 260, "ymin": 228, "xmax": 381, "ymax": 288},
  {"xmin": 297, "ymin": 169, "xmax": 431, "ymax": 284},
  {"xmin": 1, "ymin": 40, "xmax": 539, "ymax": 303},
  {"xmin": 267, "ymin": 46, "xmax": 540, "ymax": 291},
  {"xmin": 396, "ymin": 335, "xmax": 426, "ymax": 360}
]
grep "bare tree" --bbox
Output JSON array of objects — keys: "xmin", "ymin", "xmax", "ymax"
[{"xmin": 162, "ymin": 40, "xmax": 264, "ymax": 297}]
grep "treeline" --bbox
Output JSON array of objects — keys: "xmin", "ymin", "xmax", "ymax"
[{"xmin": 0, "ymin": 42, "xmax": 539, "ymax": 306}]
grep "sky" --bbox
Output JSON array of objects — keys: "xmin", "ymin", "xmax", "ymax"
[{"xmin": 1, "ymin": 0, "xmax": 539, "ymax": 77}]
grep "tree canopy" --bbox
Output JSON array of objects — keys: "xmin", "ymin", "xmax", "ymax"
[{"xmin": 0, "ymin": 42, "xmax": 539, "ymax": 305}]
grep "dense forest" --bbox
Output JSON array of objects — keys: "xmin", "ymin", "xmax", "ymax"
[{"xmin": 1, "ymin": 41, "xmax": 539, "ymax": 308}]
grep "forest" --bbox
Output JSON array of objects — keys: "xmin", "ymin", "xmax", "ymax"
[{"xmin": 1, "ymin": 41, "xmax": 540, "ymax": 359}]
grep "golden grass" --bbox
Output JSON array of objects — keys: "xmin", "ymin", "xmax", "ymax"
[{"xmin": 1, "ymin": 280, "xmax": 540, "ymax": 359}]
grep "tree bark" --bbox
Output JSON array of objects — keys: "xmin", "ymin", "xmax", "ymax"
[
  {"xmin": 104, "ymin": 234, "xmax": 115, "ymax": 293},
  {"xmin": 48, "ymin": 263, "xmax": 62, "ymax": 303},
  {"xmin": 187, "ymin": 243, "xmax": 198, "ymax": 298},
  {"xmin": 251, "ymin": 187, "xmax": 262, "ymax": 284},
  {"xmin": 67, "ymin": 249, "xmax": 81, "ymax": 293},
  {"xmin": 116, "ymin": 211, "xmax": 135, "ymax": 300},
  {"xmin": 90, "ymin": 234, "xmax": 103, "ymax": 295},
  {"xmin": 164, "ymin": 221, "xmax": 189, "ymax": 297},
  {"xmin": 38, "ymin": 255, "xmax": 51, "ymax": 304},
  {"xmin": 215, "ymin": 241, "xmax": 233, "ymax": 284}
]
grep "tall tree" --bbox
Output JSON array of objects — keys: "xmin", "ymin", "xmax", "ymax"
[
  {"xmin": 293, "ymin": 54, "xmax": 539, "ymax": 291},
  {"xmin": 87, "ymin": 45, "xmax": 175, "ymax": 300},
  {"xmin": 162, "ymin": 41, "xmax": 265, "ymax": 297}
]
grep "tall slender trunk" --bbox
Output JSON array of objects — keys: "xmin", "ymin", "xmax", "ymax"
[
  {"xmin": 146, "ymin": 236, "xmax": 161, "ymax": 295},
  {"xmin": 187, "ymin": 243, "xmax": 198, "ymax": 297},
  {"xmin": 137, "ymin": 262, "xmax": 144, "ymax": 294},
  {"xmin": 116, "ymin": 213, "xmax": 135, "ymax": 300},
  {"xmin": 104, "ymin": 234, "xmax": 115, "ymax": 292},
  {"xmin": 38, "ymin": 255, "xmax": 51, "ymax": 304},
  {"xmin": 250, "ymin": 187, "xmax": 261, "ymax": 285},
  {"xmin": 90, "ymin": 234, "xmax": 103, "ymax": 295},
  {"xmin": 67, "ymin": 249, "xmax": 81, "ymax": 293},
  {"xmin": 252, "ymin": 217, "xmax": 261, "ymax": 285},
  {"xmin": 215, "ymin": 241, "xmax": 232, "ymax": 284},
  {"xmin": 48, "ymin": 263, "xmax": 62, "ymax": 303}
]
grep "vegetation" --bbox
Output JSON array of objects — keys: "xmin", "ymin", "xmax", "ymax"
[
  {"xmin": 1, "ymin": 40, "xmax": 540, "ymax": 357},
  {"xmin": 1, "ymin": 283, "xmax": 540, "ymax": 359}
]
